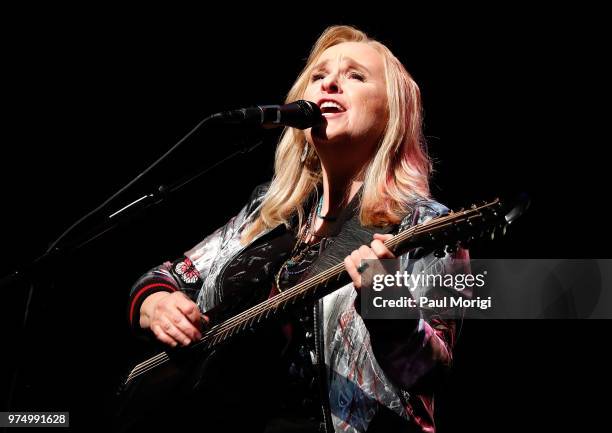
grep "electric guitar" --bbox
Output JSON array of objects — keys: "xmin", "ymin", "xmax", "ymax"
[{"xmin": 116, "ymin": 196, "xmax": 528, "ymax": 417}]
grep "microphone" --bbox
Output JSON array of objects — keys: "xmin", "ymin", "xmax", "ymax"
[{"xmin": 210, "ymin": 100, "xmax": 323, "ymax": 129}]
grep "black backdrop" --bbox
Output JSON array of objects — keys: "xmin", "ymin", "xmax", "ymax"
[{"xmin": 1, "ymin": 7, "xmax": 609, "ymax": 432}]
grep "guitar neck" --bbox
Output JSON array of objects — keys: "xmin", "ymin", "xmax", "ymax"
[{"xmin": 193, "ymin": 204, "xmax": 484, "ymax": 351}]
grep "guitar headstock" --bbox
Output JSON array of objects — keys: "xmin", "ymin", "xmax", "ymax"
[
  {"xmin": 456, "ymin": 194, "xmax": 529, "ymax": 243},
  {"xmin": 390, "ymin": 194, "xmax": 530, "ymax": 256}
]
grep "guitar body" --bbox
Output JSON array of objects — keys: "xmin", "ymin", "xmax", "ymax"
[
  {"xmin": 115, "ymin": 321, "xmax": 286, "ymax": 432},
  {"xmin": 116, "ymin": 345, "xmax": 213, "ymax": 414}
]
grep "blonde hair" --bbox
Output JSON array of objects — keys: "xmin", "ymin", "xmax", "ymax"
[{"xmin": 241, "ymin": 25, "xmax": 431, "ymax": 244}]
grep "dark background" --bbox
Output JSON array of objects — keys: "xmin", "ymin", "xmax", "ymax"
[{"xmin": 1, "ymin": 6, "xmax": 609, "ymax": 432}]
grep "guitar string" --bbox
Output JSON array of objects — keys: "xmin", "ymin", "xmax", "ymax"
[
  {"xmin": 125, "ymin": 209, "xmax": 487, "ymax": 381},
  {"xmin": 126, "ymin": 202, "xmax": 498, "ymax": 381},
  {"xmin": 126, "ymin": 211, "xmax": 481, "ymax": 381}
]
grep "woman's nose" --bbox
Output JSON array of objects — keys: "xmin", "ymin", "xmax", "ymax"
[{"xmin": 321, "ymin": 72, "xmax": 341, "ymax": 93}]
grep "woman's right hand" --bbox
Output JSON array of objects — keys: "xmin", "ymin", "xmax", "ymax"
[{"xmin": 139, "ymin": 291, "xmax": 203, "ymax": 347}]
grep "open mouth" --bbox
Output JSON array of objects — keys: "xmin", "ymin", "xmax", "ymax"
[{"xmin": 319, "ymin": 100, "xmax": 347, "ymax": 117}]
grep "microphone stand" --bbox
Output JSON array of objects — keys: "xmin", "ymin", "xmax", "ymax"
[
  {"xmin": 2, "ymin": 99, "xmax": 321, "ymax": 288},
  {"xmin": 1, "ymin": 120, "xmax": 264, "ymax": 415},
  {"xmin": 1, "ymin": 132, "xmax": 264, "ymax": 289}
]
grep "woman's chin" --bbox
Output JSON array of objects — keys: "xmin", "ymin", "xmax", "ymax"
[{"xmin": 312, "ymin": 123, "xmax": 348, "ymax": 142}]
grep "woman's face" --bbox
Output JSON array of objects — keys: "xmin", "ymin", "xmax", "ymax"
[{"xmin": 304, "ymin": 42, "xmax": 388, "ymax": 156}]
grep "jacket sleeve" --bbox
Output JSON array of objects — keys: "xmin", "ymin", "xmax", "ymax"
[
  {"xmin": 361, "ymin": 201, "xmax": 471, "ymax": 391},
  {"xmin": 126, "ymin": 182, "xmax": 269, "ymax": 332}
]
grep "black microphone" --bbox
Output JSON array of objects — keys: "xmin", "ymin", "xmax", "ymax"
[{"xmin": 211, "ymin": 100, "xmax": 323, "ymax": 129}]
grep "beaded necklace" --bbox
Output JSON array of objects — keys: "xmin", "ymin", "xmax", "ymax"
[
  {"xmin": 316, "ymin": 195, "xmax": 338, "ymax": 222},
  {"xmin": 275, "ymin": 196, "xmax": 334, "ymax": 292}
]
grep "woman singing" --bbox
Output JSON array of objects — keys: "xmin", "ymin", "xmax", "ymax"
[{"xmin": 126, "ymin": 25, "xmax": 468, "ymax": 433}]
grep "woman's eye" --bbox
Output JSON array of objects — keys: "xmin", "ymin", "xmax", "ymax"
[
  {"xmin": 349, "ymin": 72, "xmax": 365, "ymax": 81},
  {"xmin": 311, "ymin": 73, "xmax": 325, "ymax": 82}
]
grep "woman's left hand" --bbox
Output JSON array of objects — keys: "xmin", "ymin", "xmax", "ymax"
[{"xmin": 344, "ymin": 233, "xmax": 395, "ymax": 289}]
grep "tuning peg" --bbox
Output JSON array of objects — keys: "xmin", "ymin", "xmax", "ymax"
[{"xmin": 502, "ymin": 224, "xmax": 508, "ymax": 236}]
